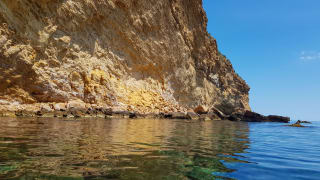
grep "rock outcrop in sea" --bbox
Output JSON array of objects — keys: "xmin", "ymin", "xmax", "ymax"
[{"xmin": 0, "ymin": 0, "xmax": 250, "ymax": 116}]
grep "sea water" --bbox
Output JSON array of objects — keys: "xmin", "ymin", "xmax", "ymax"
[{"xmin": 0, "ymin": 117, "xmax": 319, "ymax": 179}]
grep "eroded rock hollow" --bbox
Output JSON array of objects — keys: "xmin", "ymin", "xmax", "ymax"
[{"xmin": 0, "ymin": 0, "xmax": 250, "ymax": 114}]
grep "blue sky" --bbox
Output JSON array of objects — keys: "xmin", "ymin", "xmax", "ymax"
[{"xmin": 203, "ymin": 0, "xmax": 320, "ymax": 121}]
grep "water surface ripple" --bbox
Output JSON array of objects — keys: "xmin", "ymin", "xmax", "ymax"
[{"xmin": 0, "ymin": 118, "xmax": 319, "ymax": 179}]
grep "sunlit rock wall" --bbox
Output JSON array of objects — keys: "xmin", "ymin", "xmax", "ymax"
[{"xmin": 0, "ymin": 0, "xmax": 250, "ymax": 114}]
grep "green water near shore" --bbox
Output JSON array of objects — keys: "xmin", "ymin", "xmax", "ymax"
[{"xmin": 0, "ymin": 117, "xmax": 249, "ymax": 179}]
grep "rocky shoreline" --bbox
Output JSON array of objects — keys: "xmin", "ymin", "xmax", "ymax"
[
  {"xmin": 0, "ymin": 0, "xmax": 251, "ymax": 118},
  {"xmin": 0, "ymin": 101, "xmax": 290, "ymax": 123}
]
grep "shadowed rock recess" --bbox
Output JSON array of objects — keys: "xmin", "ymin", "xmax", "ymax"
[{"xmin": 0, "ymin": 0, "xmax": 250, "ymax": 117}]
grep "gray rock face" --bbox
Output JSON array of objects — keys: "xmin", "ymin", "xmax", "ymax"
[{"xmin": 0, "ymin": 0, "xmax": 250, "ymax": 114}]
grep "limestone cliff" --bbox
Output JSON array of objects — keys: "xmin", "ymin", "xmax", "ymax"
[{"xmin": 0, "ymin": 0, "xmax": 250, "ymax": 114}]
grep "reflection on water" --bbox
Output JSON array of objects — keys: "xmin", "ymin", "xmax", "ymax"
[{"xmin": 0, "ymin": 118, "xmax": 249, "ymax": 179}]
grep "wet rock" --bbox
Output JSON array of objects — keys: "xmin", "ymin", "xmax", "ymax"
[
  {"xmin": 71, "ymin": 106, "xmax": 90, "ymax": 118},
  {"xmin": 128, "ymin": 112, "xmax": 138, "ymax": 119},
  {"xmin": 35, "ymin": 111, "xmax": 43, "ymax": 117},
  {"xmin": 27, "ymin": 111, "xmax": 38, "ymax": 117},
  {"xmin": 297, "ymin": 120, "xmax": 311, "ymax": 124},
  {"xmin": 242, "ymin": 111, "xmax": 290, "ymax": 123},
  {"xmin": 62, "ymin": 113, "xmax": 70, "ymax": 118},
  {"xmin": 113, "ymin": 110, "xmax": 131, "ymax": 115},
  {"xmin": 199, "ymin": 114, "xmax": 211, "ymax": 121},
  {"xmin": 89, "ymin": 107, "xmax": 112, "ymax": 118},
  {"xmin": 194, "ymin": 105, "xmax": 208, "ymax": 115},
  {"xmin": 267, "ymin": 115, "xmax": 290, "ymax": 123},
  {"xmin": 155, "ymin": 112, "xmax": 167, "ymax": 119},
  {"xmin": 210, "ymin": 107, "xmax": 229, "ymax": 120},
  {"xmin": 15, "ymin": 110, "xmax": 24, "ymax": 117},
  {"xmin": 53, "ymin": 110, "xmax": 64, "ymax": 118},
  {"xmin": 63, "ymin": 100, "xmax": 87, "ymax": 118},
  {"xmin": 242, "ymin": 111, "xmax": 267, "ymax": 122},
  {"xmin": 207, "ymin": 111, "xmax": 222, "ymax": 120},
  {"xmin": 186, "ymin": 111, "xmax": 199, "ymax": 120},
  {"xmin": 163, "ymin": 113, "xmax": 172, "ymax": 119},
  {"xmin": 102, "ymin": 108, "xmax": 112, "ymax": 116},
  {"xmin": 172, "ymin": 112, "xmax": 189, "ymax": 119},
  {"xmin": 111, "ymin": 110, "xmax": 131, "ymax": 118},
  {"xmin": 70, "ymin": 109, "xmax": 82, "ymax": 118},
  {"xmin": 228, "ymin": 113, "xmax": 243, "ymax": 121},
  {"xmin": 144, "ymin": 113, "xmax": 158, "ymax": 119},
  {"xmin": 162, "ymin": 112, "xmax": 188, "ymax": 119},
  {"xmin": 85, "ymin": 107, "xmax": 97, "ymax": 116}
]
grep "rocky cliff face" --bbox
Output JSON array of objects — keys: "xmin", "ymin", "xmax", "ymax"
[{"xmin": 0, "ymin": 0, "xmax": 250, "ymax": 114}]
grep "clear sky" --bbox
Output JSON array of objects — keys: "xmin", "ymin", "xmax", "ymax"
[{"xmin": 203, "ymin": 0, "xmax": 320, "ymax": 121}]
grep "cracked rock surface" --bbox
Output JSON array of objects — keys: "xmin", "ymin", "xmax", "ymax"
[{"xmin": 0, "ymin": 0, "xmax": 250, "ymax": 114}]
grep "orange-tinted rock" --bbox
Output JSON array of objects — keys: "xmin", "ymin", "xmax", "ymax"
[
  {"xmin": 194, "ymin": 105, "xmax": 208, "ymax": 115},
  {"xmin": 288, "ymin": 121, "xmax": 305, "ymax": 127},
  {"xmin": 0, "ymin": 0, "xmax": 250, "ymax": 115}
]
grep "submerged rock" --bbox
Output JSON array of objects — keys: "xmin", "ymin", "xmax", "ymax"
[{"xmin": 288, "ymin": 121, "xmax": 306, "ymax": 127}]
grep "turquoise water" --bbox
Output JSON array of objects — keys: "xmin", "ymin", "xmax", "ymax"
[{"xmin": 0, "ymin": 117, "xmax": 319, "ymax": 179}]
